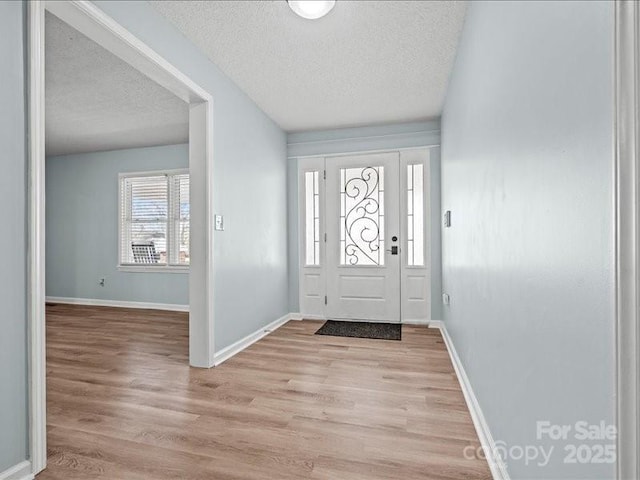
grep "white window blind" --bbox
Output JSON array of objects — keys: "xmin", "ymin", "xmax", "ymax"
[
  {"xmin": 170, "ymin": 173, "xmax": 190, "ymax": 265},
  {"xmin": 119, "ymin": 171, "xmax": 189, "ymax": 267}
]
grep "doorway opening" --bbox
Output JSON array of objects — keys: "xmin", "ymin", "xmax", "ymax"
[
  {"xmin": 298, "ymin": 148, "xmax": 432, "ymax": 323},
  {"xmin": 28, "ymin": 1, "xmax": 214, "ymax": 475}
]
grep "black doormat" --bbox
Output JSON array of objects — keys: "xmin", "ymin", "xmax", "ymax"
[{"xmin": 315, "ymin": 320, "xmax": 401, "ymax": 341}]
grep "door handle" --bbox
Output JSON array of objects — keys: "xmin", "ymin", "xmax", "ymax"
[{"xmin": 386, "ymin": 246, "xmax": 399, "ymax": 255}]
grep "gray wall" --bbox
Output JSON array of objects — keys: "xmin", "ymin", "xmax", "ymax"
[
  {"xmin": 441, "ymin": 1, "xmax": 614, "ymax": 478},
  {"xmin": 46, "ymin": 144, "xmax": 189, "ymax": 306},
  {"xmin": 0, "ymin": 0, "xmax": 28, "ymax": 472},
  {"xmin": 287, "ymin": 121, "xmax": 442, "ymax": 318},
  {"xmin": 93, "ymin": 1, "xmax": 289, "ymax": 351},
  {"xmin": 287, "ymin": 158, "xmax": 300, "ymax": 313},
  {"xmin": 429, "ymin": 147, "xmax": 442, "ymax": 321}
]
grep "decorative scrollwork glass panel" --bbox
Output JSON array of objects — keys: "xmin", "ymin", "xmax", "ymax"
[{"xmin": 340, "ymin": 166, "xmax": 385, "ymax": 266}]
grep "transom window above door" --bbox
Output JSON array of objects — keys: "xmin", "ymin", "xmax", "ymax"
[{"xmin": 119, "ymin": 170, "xmax": 190, "ymax": 271}]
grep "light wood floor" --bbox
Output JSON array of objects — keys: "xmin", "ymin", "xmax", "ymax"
[{"xmin": 38, "ymin": 304, "xmax": 491, "ymax": 480}]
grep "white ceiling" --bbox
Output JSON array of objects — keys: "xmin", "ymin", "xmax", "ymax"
[
  {"xmin": 150, "ymin": 0, "xmax": 467, "ymax": 132},
  {"xmin": 45, "ymin": 12, "xmax": 189, "ymax": 156}
]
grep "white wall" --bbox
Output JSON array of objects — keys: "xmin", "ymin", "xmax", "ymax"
[
  {"xmin": 441, "ymin": 1, "xmax": 614, "ymax": 478},
  {"xmin": 46, "ymin": 144, "xmax": 189, "ymax": 307}
]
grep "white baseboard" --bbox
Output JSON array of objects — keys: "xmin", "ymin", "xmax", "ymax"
[
  {"xmin": 213, "ymin": 313, "xmax": 299, "ymax": 366},
  {"xmin": 292, "ymin": 314, "xmax": 430, "ymax": 325},
  {"xmin": 291, "ymin": 313, "xmax": 327, "ymax": 320},
  {"xmin": 45, "ymin": 296, "xmax": 189, "ymax": 312},
  {"xmin": 429, "ymin": 321, "xmax": 510, "ymax": 480},
  {"xmin": 0, "ymin": 461, "xmax": 33, "ymax": 480},
  {"xmin": 403, "ymin": 318, "xmax": 430, "ymax": 325}
]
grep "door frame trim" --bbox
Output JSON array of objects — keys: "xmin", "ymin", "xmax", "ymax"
[
  {"xmin": 28, "ymin": 1, "xmax": 215, "ymax": 474},
  {"xmin": 297, "ymin": 147, "xmax": 432, "ymax": 323},
  {"xmin": 614, "ymin": 2, "xmax": 640, "ymax": 478}
]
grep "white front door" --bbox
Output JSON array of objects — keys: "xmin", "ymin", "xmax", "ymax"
[
  {"xmin": 325, "ymin": 152, "xmax": 401, "ymax": 322},
  {"xmin": 298, "ymin": 148, "xmax": 431, "ymax": 323}
]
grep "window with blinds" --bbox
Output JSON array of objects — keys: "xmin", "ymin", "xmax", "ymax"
[{"xmin": 119, "ymin": 170, "xmax": 190, "ymax": 268}]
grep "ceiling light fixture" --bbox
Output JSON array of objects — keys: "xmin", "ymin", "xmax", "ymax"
[{"xmin": 287, "ymin": 1, "xmax": 336, "ymax": 20}]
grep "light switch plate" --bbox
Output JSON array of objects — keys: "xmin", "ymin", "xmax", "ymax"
[
  {"xmin": 443, "ymin": 210, "xmax": 451, "ymax": 228},
  {"xmin": 442, "ymin": 293, "xmax": 450, "ymax": 306},
  {"xmin": 214, "ymin": 214, "xmax": 224, "ymax": 231}
]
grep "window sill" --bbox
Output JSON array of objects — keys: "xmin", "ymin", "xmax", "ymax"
[{"xmin": 118, "ymin": 265, "xmax": 189, "ymax": 274}]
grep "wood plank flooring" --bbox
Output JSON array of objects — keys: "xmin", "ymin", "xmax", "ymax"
[{"xmin": 38, "ymin": 304, "xmax": 491, "ymax": 480}]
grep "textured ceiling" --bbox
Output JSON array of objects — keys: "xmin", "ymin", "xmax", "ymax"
[
  {"xmin": 45, "ymin": 12, "xmax": 188, "ymax": 156},
  {"xmin": 150, "ymin": 0, "xmax": 467, "ymax": 132}
]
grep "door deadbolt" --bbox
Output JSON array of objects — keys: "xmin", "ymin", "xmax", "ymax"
[{"xmin": 391, "ymin": 236, "xmax": 398, "ymax": 242}]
